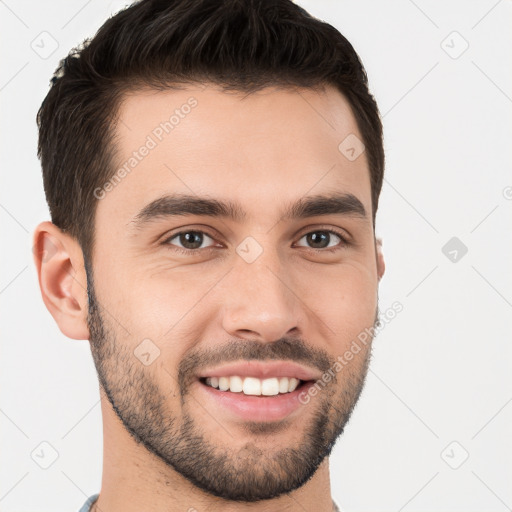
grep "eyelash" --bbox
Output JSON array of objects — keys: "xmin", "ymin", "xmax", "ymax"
[{"xmin": 162, "ymin": 227, "xmax": 350, "ymax": 256}]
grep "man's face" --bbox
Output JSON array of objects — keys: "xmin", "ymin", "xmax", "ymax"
[{"xmin": 87, "ymin": 84, "xmax": 383, "ymax": 501}]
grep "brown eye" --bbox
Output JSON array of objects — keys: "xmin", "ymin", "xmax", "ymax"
[
  {"xmin": 305, "ymin": 232, "xmax": 330, "ymax": 249},
  {"xmin": 295, "ymin": 230, "xmax": 347, "ymax": 251},
  {"xmin": 165, "ymin": 231, "xmax": 216, "ymax": 251}
]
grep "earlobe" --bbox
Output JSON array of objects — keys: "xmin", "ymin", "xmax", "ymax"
[
  {"xmin": 32, "ymin": 221, "xmax": 90, "ymax": 340},
  {"xmin": 376, "ymin": 237, "xmax": 385, "ymax": 282}
]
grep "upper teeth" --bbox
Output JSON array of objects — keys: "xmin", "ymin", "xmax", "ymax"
[{"xmin": 205, "ymin": 376, "xmax": 301, "ymax": 396}]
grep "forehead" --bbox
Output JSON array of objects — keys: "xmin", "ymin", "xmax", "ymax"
[{"xmin": 97, "ymin": 84, "xmax": 371, "ymax": 228}]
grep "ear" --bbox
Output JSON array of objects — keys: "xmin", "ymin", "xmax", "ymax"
[
  {"xmin": 375, "ymin": 236, "xmax": 385, "ymax": 282},
  {"xmin": 32, "ymin": 221, "xmax": 90, "ymax": 340}
]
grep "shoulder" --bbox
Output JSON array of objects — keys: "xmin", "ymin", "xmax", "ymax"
[{"xmin": 77, "ymin": 493, "xmax": 99, "ymax": 512}]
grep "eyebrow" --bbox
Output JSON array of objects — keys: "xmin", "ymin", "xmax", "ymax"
[{"xmin": 130, "ymin": 192, "xmax": 368, "ymax": 230}]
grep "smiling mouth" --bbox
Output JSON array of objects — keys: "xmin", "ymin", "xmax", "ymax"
[{"xmin": 199, "ymin": 376, "xmax": 311, "ymax": 397}]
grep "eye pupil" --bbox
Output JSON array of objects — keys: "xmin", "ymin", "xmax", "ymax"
[
  {"xmin": 180, "ymin": 231, "xmax": 203, "ymax": 249},
  {"xmin": 307, "ymin": 232, "xmax": 329, "ymax": 249}
]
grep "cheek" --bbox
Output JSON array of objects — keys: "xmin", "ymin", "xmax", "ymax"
[
  {"xmin": 294, "ymin": 261, "xmax": 378, "ymax": 341},
  {"xmin": 97, "ymin": 263, "xmax": 223, "ymax": 345}
]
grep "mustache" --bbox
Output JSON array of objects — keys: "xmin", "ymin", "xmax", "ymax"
[{"xmin": 177, "ymin": 336, "xmax": 332, "ymax": 393}]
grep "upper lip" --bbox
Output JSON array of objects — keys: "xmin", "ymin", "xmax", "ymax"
[{"xmin": 197, "ymin": 360, "xmax": 322, "ymax": 381}]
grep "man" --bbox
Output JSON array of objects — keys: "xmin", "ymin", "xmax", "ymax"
[{"xmin": 33, "ymin": 0, "xmax": 385, "ymax": 510}]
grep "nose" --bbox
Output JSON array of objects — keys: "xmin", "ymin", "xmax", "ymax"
[{"xmin": 220, "ymin": 252, "xmax": 302, "ymax": 343}]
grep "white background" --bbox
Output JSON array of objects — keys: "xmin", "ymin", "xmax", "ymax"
[{"xmin": 1, "ymin": 1, "xmax": 511, "ymax": 511}]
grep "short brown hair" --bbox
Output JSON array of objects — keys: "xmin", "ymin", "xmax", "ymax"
[{"xmin": 37, "ymin": 0, "xmax": 384, "ymax": 263}]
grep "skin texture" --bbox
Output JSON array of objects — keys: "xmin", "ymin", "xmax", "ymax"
[{"xmin": 33, "ymin": 83, "xmax": 385, "ymax": 512}]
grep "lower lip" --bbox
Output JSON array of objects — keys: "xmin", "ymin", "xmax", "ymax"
[{"xmin": 197, "ymin": 380, "xmax": 315, "ymax": 422}]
